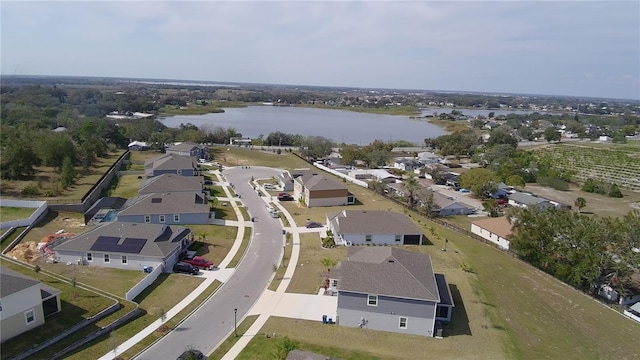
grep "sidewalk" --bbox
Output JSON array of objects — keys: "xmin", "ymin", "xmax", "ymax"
[{"xmin": 97, "ymin": 170, "xmax": 246, "ymax": 360}]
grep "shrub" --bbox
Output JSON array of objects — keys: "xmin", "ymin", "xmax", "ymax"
[
  {"xmin": 538, "ymin": 176, "xmax": 569, "ymax": 191},
  {"xmin": 21, "ymin": 184, "xmax": 40, "ymax": 197}
]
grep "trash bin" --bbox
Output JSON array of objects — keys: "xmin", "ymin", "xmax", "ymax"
[
  {"xmin": 282, "ymin": 229, "xmax": 286, "ymax": 235},
  {"xmin": 322, "ymin": 315, "xmax": 327, "ymax": 324},
  {"xmin": 251, "ymin": 217, "xmax": 256, "ymax": 222}
]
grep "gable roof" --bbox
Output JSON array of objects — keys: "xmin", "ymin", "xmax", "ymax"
[
  {"xmin": 166, "ymin": 142, "xmax": 205, "ymax": 152},
  {"xmin": 119, "ymin": 192, "xmax": 208, "ymax": 216},
  {"xmin": 508, "ymin": 192, "xmax": 551, "ymax": 206},
  {"xmin": 0, "ymin": 267, "xmax": 40, "ymax": 298},
  {"xmin": 472, "ymin": 216, "xmax": 514, "ymax": 238},
  {"xmin": 144, "ymin": 154, "xmax": 196, "ymax": 176},
  {"xmin": 139, "ymin": 174, "xmax": 204, "ymax": 194},
  {"xmin": 328, "ymin": 210, "xmax": 422, "ymax": 235},
  {"xmin": 338, "ymin": 247, "xmax": 440, "ymax": 302},
  {"xmin": 52, "ymin": 222, "xmax": 190, "ymax": 258},
  {"xmin": 303, "ymin": 175, "xmax": 347, "ymax": 191}
]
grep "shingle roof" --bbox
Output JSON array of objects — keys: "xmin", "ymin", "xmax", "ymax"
[
  {"xmin": 166, "ymin": 142, "xmax": 204, "ymax": 152},
  {"xmin": 472, "ymin": 216, "xmax": 514, "ymax": 238},
  {"xmin": 118, "ymin": 192, "xmax": 208, "ymax": 216},
  {"xmin": 144, "ymin": 154, "xmax": 196, "ymax": 176},
  {"xmin": 303, "ymin": 175, "xmax": 347, "ymax": 191},
  {"xmin": 508, "ymin": 192, "xmax": 549, "ymax": 206},
  {"xmin": 338, "ymin": 247, "xmax": 440, "ymax": 302},
  {"xmin": 329, "ymin": 210, "xmax": 422, "ymax": 235},
  {"xmin": 139, "ymin": 174, "xmax": 204, "ymax": 194},
  {"xmin": 0, "ymin": 267, "xmax": 40, "ymax": 298},
  {"xmin": 52, "ymin": 222, "xmax": 190, "ymax": 258}
]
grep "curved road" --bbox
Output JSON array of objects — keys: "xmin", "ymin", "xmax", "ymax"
[{"xmin": 136, "ymin": 167, "xmax": 284, "ymax": 359}]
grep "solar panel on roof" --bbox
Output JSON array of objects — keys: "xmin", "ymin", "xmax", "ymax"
[
  {"xmin": 121, "ymin": 238, "xmax": 147, "ymax": 254},
  {"xmin": 90, "ymin": 236, "xmax": 147, "ymax": 254}
]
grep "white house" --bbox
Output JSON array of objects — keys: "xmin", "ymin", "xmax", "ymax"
[
  {"xmin": 326, "ymin": 210, "xmax": 424, "ymax": 245},
  {"xmin": 0, "ymin": 267, "xmax": 61, "ymax": 342},
  {"xmin": 470, "ymin": 217, "xmax": 514, "ymax": 250}
]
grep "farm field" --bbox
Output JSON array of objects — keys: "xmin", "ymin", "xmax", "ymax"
[
  {"xmin": 212, "ymin": 145, "xmax": 310, "ymax": 169},
  {"xmin": 531, "ymin": 143, "xmax": 640, "ymax": 192}
]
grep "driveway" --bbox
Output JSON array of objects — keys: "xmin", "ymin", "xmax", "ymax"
[{"xmin": 135, "ymin": 167, "xmax": 286, "ymax": 359}]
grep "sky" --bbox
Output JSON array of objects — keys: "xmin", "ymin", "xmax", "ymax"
[{"xmin": 1, "ymin": 1, "xmax": 639, "ymax": 100}]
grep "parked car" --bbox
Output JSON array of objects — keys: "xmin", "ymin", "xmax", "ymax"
[
  {"xmin": 277, "ymin": 192, "xmax": 293, "ymax": 201},
  {"xmin": 177, "ymin": 349, "xmax": 205, "ymax": 360},
  {"xmin": 204, "ymin": 180, "xmax": 213, "ymax": 185},
  {"xmin": 183, "ymin": 256, "xmax": 215, "ymax": 270},
  {"xmin": 458, "ymin": 188, "xmax": 471, "ymax": 193},
  {"xmin": 305, "ymin": 221, "xmax": 323, "ymax": 228},
  {"xmin": 173, "ymin": 262, "xmax": 199, "ymax": 275}
]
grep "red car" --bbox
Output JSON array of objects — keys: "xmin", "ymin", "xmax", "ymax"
[
  {"xmin": 277, "ymin": 192, "xmax": 293, "ymax": 201},
  {"xmin": 183, "ymin": 256, "xmax": 215, "ymax": 270}
]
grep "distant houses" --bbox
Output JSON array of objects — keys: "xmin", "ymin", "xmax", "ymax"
[{"xmin": 470, "ymin": 217, "xmax": 514, "ymax": 250}]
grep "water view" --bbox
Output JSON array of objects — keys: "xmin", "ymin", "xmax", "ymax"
[{"xmin": 158, "ymin": 106, "xmax": 448, "ymax": 145}]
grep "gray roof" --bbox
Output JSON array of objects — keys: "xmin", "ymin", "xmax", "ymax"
[
  {"xmin": 145, "ymin": 153, "xmax": 196, "ymax": 176},
  {"xmin": 508, "ymin": 192, "xmax": 550, "ymax": 206},
  {"xmin": 338, "ymin": 247, "xmax": 440, "ymax": 302},
  {"xmin": 0, "ymin": 267, "xmax": 40, "ymax": 298},
  {"xmin": 52, "ymin": 222, "xmax": 190, "ymax": 258},
  {"xmin": 431, "ymin": 191, "xmax": 472, "ymax": 210},
  {"xmin": 119, "ymin": 192, "xmax": 208, "ymax": 216},
  {"xmin": 328, "ymin": 210, "xmax": 422, "ymax": 235},
  {"xmin": 166, "ymin": 142, "xmax": 205, "ymax": 152},
  {"xmin": 139, "ymin": 174, "xmax": 204, "ymax": 194},
  {"xmin": 435, "ymin": 273, "xmax": 454, "ymax": 307},
  {"xmin": 304, "ymin": 175, "xmax": 347, "ymax": 191}
]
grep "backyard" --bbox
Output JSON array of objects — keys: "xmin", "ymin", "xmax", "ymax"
[{"xmin": 0, "ymin": 206, "xmax": 36, "ymax": 222}]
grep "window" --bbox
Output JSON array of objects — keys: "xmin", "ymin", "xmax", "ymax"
[
  {"xmin": 25, "ymin": 309, "xmax": 35, "ymax": 324},
  {"xmin": 367, "ymin": 294, "xmax": 378, "ymax": 306},
  {"xmin": 104, "ymin": 254, "xmax": 110, "ymax": 263},
  {"xmin": 121, "ymin": 255, "xmax": 127, "ymax": 264},
  {"xmin": 159, "ymin": 215, "xmax": 165, "ymax": 223},
  {"xmin": 144, "ymin": 215, "xmax": 150, "ymax": 223},
  {"xmin": 86, "ymin": 253, "xmax": 92, "ymax": 262},
  {"xmin": 332, "ymin": 280, "xmax": 338, "ymax": 287},
  {"xmin": 365, "ymin": 235, "xmax": 372, "ymax": 242},
  {"xmin": 399, "ymin": 317, "xmax": 408, "ymax": 329},
  {"xmin": 174, "ymin": 214, "xmax": 180, "ymax": 222},
  {"xmin": 395, "ymin": 234, "xmax": 402, "ymax": 242}
]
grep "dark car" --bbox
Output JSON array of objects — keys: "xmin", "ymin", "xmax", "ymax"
[
  {"xmin": 277, "ymin": 192, "xmax": 293, "ymax": 201},
  {"xmin": 204, "ymin": 180, "xmax": 213, "ymax": 185},
  {"xmin": 173, "ymin": 262, "xmax": 199, "ymax": 275},
  {"xmin": 305, "ymin": 221, "xmax": 323, "ymax": 228},
  {"xmin": 177, "ymin": 349, "xmax": 206, "ymax": 360}
]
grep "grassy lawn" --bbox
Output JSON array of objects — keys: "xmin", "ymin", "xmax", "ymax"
[
  {"xmin": 0, "ymin": 206, "xmax": 36, "ymax": 221},
  {"xmin": 286, "ymin": 233, "xmax": 347, "ymax": 294},
  {"xmin": 212, "ymin": 146, "xmax": 309, "ymax": 169},
  {"xmin": 18, "ymin": 210, "xmax": 89, "ymax": 245},
  {"xmin": 227, "ymin": 227, "xmax": 252, "ymax": 268},
  {"xmin": 0, "ymin": 226, "xmax": 26, "ymax": 251},
  {"xmin": 129, "ymin": 150, "xmax": 163, "ymax": 162},
  {"xmin": 0, "ymin": 261, "xmax": 117, "ymax": 360},
  {"xmin": 238, "ymin": 206, "xmax": 250, "ymax": 221},
  {"xmin": 268, "ymin": 234, "xmax": 293, "ymax": 291},
  {"xmin": 208, "ymin": 185, "xmax": 226, "ymax": 197},
  {"xmin": 63, "ymin": 277, "xmax": 215, "ymax": 360},
  {"xmin": 110, "ymin": 174, "xmax": 144, "ymax": 198},
  {"xmin": 188, "ymin": 224, "xmax": 238, "ymax": 267},
  {"xmin": 214, "ymin": 201, "xmax": 238, "ymax": 221},
  {"xmin": 209, "ymin": 315, "xmax": 259, "ymax": 360}
]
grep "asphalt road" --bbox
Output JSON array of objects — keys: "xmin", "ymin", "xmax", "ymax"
[{"xmin": 136, "ymin": 167, "xmax": 285, "ymax": 359}]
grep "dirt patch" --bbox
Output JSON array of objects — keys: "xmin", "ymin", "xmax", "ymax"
[{"xmin": 6, "ymin": 242, "xmax": 41, "ymax": 263}]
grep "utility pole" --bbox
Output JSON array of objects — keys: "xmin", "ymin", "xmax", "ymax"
[{"xmin": 234, "ymin": 308, "xmax": 238, "ymax": 337}]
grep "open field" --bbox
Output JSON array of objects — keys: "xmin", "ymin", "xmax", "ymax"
[
  {"xmin": 129, "ymin": 150, "xmax": 164, "ymax": 162},
  {"xmin": 15, "ymin": 210, "xmax": 89, "ymax": 245},
  {"xmin": 0, "ymin": 149, "xmax": 126, "ymax": 201},
  {"xmin": 531, "ymin": 142, "xmax": 640, "ymax": 192},
  {"xmin": 0, "ymin": 206, "xmax": 36, "ymax": 222},
  {"xmin": 286, "ymin": 233, "xmax": 347, "ymax": 294},
  {"xmin": 525, "ymin": 183, "xmax": 640, "ymax": 218},
  {"xmin": 212, "ymin": 146, "xmax": 310, "ymax": 169},
  {"xmin": 0, "ymin": 261, "xmax": 119, "ymax": 359},
  {"xmin": 188, "ymin": 224, "xmax": 238, "ymax": 267},
  {"xmin": 110, "ymin": 174, "xmax": 143, "ymax": 198},
  {"xmin": 427, "ymin": 118, "xmax": 472, "ymax": 132}
]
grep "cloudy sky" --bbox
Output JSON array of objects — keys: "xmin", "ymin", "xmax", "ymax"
[{"xmin": 2, "ymin": 1, "xmax": 639, "ymax": 100}]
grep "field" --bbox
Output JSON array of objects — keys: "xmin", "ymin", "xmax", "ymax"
[
  {"xmin": 110, "ymin": 174, "xmax": 143, "ymax": 198},
  {"xmin": 0, "ymin": 206, "xmax": 36, "ymax": 222},
  {"xmin": 531, "ymin": 143, "xmax": 640, "ymax": 192},
  {"xmin": 212, "ymin": 145, "xmax": 310, "ymax": 169}
]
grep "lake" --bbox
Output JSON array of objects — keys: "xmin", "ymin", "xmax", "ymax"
[{"xmin": 158, "ymin": 106, "xmax": 447, "ymax": 145}]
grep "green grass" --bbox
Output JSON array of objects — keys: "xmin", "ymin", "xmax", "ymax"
[
  {"xmin": 227, "ymin": 227, "xmax": 252, "ymax": 268},
  {"xmin": 0, "ymin": 206, "xmax": 37, "ymax": 222},
  {"xmin": 110, "ymin": 174, "xmax": 144, "ymax": 198},
  {"xmin": 209, "ymin": 315, "xmax": 260, "ymax": 360},
  {"xmin": 213, "ymin": 146, "xmax": 310, "ymax": 169},
  {"xmin": 189, "ymin": 224, "xmax": 238, "ymax": 267},
  {"xmin": 208, "ymin": 185, "xmax": 226, "ymax": 197},
  {"xmin": 286, "ymin": 233, "xmax": 346, "ymax": 294},
  {"xmin": 60, "ymin": 149, "xmax": 127, "ymax": 200},
  {"xmin": 268, "ymin": 235, "xmax": 293, "ymax": 291},
  {"xmin": 0, "ymin": 261, "xmax": 118, "ymax": 360},
  {"xmin": 238, "ymin": 206, "xmax": 250, "ymax": 221},
  {"xmin": 0, "ymin": 226, "xmax": 25, "ymax": 251},
  {"xmin": 214, "ymin": 202, "xmax": 238, "ymax": 221}
]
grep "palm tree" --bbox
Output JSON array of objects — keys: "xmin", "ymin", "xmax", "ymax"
[{"xmin": 404, "ymin": 174, "xmax": 420, "ymax": 210}]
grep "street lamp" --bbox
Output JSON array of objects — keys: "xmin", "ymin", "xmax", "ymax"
[{"xmin": 234, "ymin": 308, "xmax": 238, "ymax": 337}]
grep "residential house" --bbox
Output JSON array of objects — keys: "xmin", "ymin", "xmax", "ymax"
[
  {"xmin": 443, "ymin": 173, "xmax": 460, "ymax": 188},
  {"xmin": 127, "ymin": 141, "xmax": 149, "ymax": 151},
  {"xmin": 430, "ymin": 192, "xmax": 475, "ymax": 217},
  {"xmin": 623, "ymin": 302, "xmax": 640, "ymax": 324},
  {"xmin": 470, "ymin": 217, "xmax": 514, "ymax": 250},
  {"xmin": 277, "ymin": 170, "xmax": 297, "ymax": 191},
  {"xmin": 326, "ymin": 210, "xmax": 424, "ymax": 245},
  {"xmin": 393, "ymin": 158, "xmax": 423, "ymax": 172},
  {"xmin": 348, "ymin": 169, "xmax": 398, "ymax": 184},
  {"xmin": 417, "ymin": 151, "xmax": 441, "ymax": 164},
  {"xmin": 84, "ymin": 196, "xmax": 128, "ymax": 225},
  {"xmin": 1, "ymin": 267, "xmax": 61, "ymax": 342},
  {"xmin": 332, "ymin": 247, "xmax": 454, "ymax": 337},
  {"xmin": 52, "ymin": 222, "xmax": 193, "ymax": 271},
  {"xmin": 598, "ymin": 273, "xmax": 640, "ymax": 306},
  {"xmin": 144, "ymin": 154, "xmax": 198, "ymax": 178},
  {"xmin": 165, "ymin": 142, "xmax": 209, "ymax": 159},
  {"xmin": 293, "ymin": 174, "xmax": 354, "ymax": 207},
  {"xmin": 508, "ymin": 192, "xmax": 570, "ymax": 210},
  {"xmin": 117, "ymin": 192, "xmax": 210, "ymax": 225},
  {"xmin": 138, "ymin": 174, "xmax": 205, "ymax": 195}
]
